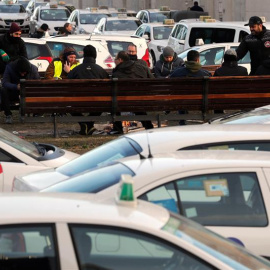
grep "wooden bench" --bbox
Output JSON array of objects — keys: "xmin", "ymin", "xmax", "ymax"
[{"xmin": 20, "ymin": 76, "xmax": 270, "ymax": 137}]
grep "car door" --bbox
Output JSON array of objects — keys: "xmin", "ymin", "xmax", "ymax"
[
  {"xmin": 168, "ymin": 23, "xmax": 187, "ymax": 54},
  {"xmin": 137, "ymin": 167, "xmax": 270, "ymax": 258}
]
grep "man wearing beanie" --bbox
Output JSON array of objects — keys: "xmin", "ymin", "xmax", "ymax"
[
  {"xmin": 45, "ymin": 47, "xmax": 80, "ymax": 79},
  {"xmin": 1, "ymin": 57, "xmax": 40, "ymax": 124},
  {"xmin": 68, "ymin": 45, "xmax": 109, "ymax": 135},
  {"xmin": 214, "ymin": 49, "xmax": 248, "ymax": 76},
  {"xmin": 0, "ymin": 22, "xmax": 28, "ymax": 74},
  {"xmin": 154, "ymin": 46, "xmax": 184, "ymax": 77}
]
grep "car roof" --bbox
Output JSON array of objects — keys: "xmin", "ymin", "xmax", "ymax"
[
  {"xmin": 22, "ymin": 37, "xmax": 47, "ymax": 44},
  {"xmin": 140, "ymin": 9, "xmax": 170, "ymax": 13},
  {"xmin": 176, "ymin": 21, "xmax": 250, "ymax": 29},
  {"xmin": 0, "ymin": 192, "xmax": 169, "ymax": 227},
  {"xmin": 105, "ymin": 16, "xmax": 139, "ymax": 21},
  {"xmin": 40, "ymin": 4, "xmax": 68, "ymax": 10},
  {"xmin": 74, "ymin": 8, "xmax": 110, "ymax": 14},
  {"xmin": 140, "ymin": 22, "xmax": 174, "ymax": 27}
]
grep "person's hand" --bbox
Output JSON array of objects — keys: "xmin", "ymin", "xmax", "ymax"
[
  {"xmin": 63, "ymin": 61, "xmax": 71, "ymax": 73},
  {"xmin": 17, "ymin": 84, "xmax": 20, "ymax": 90}
]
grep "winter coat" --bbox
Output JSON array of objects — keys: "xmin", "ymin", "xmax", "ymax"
[
  {"xmin": 154, "ymin": 53, "xmax": 184, "ymax": 77},
  {"xmin": 68, "ymin": 57, "xmax": 109, "ymax": 79},
  {"xmin": 170, "ymin": 61, "xmax": 212, "ymax": 77},
  {"xmin": 0, "ymin": 33, "xmax": 28, "ymax": 74},
  {"xmin": 236, "ymin": 26, "xmax": 270, "ymax": 75},
  {"xmin": 214, "ymin": 61, "xmax": 248, "ymax": 76},
  {"xmin": 30, "ymin": 29, "xmax": 45, "ymax": 39},
  {"xmin": 255, "ymin": 59, "xmax": 270, "ymax": 75},
  {"xmin": 45, "ymin": 53, "xmax": 80, "ymax": 80},
  {"xmin": 2, "ymin": 58, "xmax": 40, "ymax": 91},
  {"xmin": 112, "ymin": 60, "xmax": 154, "ymax": 79}
]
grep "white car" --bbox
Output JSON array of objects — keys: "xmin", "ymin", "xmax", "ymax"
[
  {"xmin": 35, "ymin": 150, "xmax": 270, "ymax": 259},
  {"xmin": 44, "ymin": 36, "xmax": 115, "ymax": 69},
  {"xmin": 13, "ymin": 124, "xmax": 270, "ymax": 192},
  {"xmin": 0, "ymin": 128, "xmax": 78, "ymax": 192},
  {"xmin": 0, "ymin": 3, "xmax": 30, "ymax": 33},
  {"xmin": 93, "ymin": 15, "xmax": 142, "ymax": 36},
  {"xmin": 0, "ymin": 192, "xmax": 269, "ymax": 270},
  {"xmin": 178, "ymin": 42, "xmax": 251, "ymax": 73},
  {"xmin": 67, "ymin": 8, "xmax": 110, "ymax": 34},
  {"xmin": 133, "ymin": 22, "xmax": 174, "ymax": 64},
  {"xmin": 136, "ymin": 7, "xmax": 172, "ymax": 23},
  {"xmin": 29, "ymin": 2, "xmax": 71, "ymax": 36}
]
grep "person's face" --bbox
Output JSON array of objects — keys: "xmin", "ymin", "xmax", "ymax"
[
  {"xmin": 12, "ymin": 31, "xmax": 22, "ymax": 38},
  {"xmin": 114, "ymin": 56, "xmax": 121, "ymax": 66},
  {"xmin": 250, "ymin": 24, "xmax": 263, "ymax": 35},
  {"xmin": 66, "ymin": 24, "xmax": 72, "ymax": 32},
  {"xmin": 164, "ymin": 56, "xmax": 173, "ymax": 62},
  {"xmin": 67, "ymin": 55, "xmax": 76, "ymax": 64},
  {"xmin": 127, "ymin": 46, "xmax": 137, "ymax": 55}
]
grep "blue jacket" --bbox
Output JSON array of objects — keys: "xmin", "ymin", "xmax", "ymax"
[{"xmin": 2, "ymin": 59, "xmax": 40, "ymax": 91}]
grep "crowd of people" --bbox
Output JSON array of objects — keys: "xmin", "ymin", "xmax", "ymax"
[{"xmin": 1, "ymin": 15, "xmax": 270, "ymax": 133}]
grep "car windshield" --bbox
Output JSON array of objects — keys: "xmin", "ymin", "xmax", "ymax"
[
  {"xmin": 80, "ymin": 13, "xmax": 108, "ymax": 24},
  {"xmin": 0, "ymin": 128, "xmax": 40, "ymax": 158},
  {"xmin": 178, "ymin": 47, "xmax": 200, "ymax": 59},
  {"xmin": 105, "ymin": 20, "xmax": 141, "ymax": 31},
  {"xmin": 56, "ymin": 137, "xmax": 142, "ymax": 177},
  {"xmin": 153, "ymin": 26, "xmax": 173, "ymax": 40},
  {"xmin": 42, "ymin": 163, "xmax": 135, "ymax": 193},
  {"xmin": 18, "ymin": 1, "xmax": 29, "ymax": 9},
  {"xmin": 211, "ymin": 108, "xmax": 270, "ymax": 124},
  {"xmin": 149, "ymin": 12, "xmax": 170, "ymax": 23},
  {"xmin": 163, "ymin": 213, "xmax": 270, "ymax": 269},
  {"xmin": 40, "ymin": 9, "xmax": 70, "ymax": 21},
  {"xmin": 0, "ymin": 4, "xmax": 26, "ymax": 13}
]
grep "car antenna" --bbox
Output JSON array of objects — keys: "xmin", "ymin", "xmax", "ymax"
[
  {"xmin": 126, "ymin": 138, "xmax": 146, "ymax": 159},
  {"xmin": 146, "ymin": 131, "xmax": 153, "ymax": 158}
]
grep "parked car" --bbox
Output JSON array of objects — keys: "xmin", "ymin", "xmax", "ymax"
[
  {"xmin": 0, "ymin": 192, "xmax": 269, "ymax": 270},
  {"xmin": 93, "ymin": 15, "xmax": 142, "ymax": 36},
  {"xmin": 136, "ymin": 7, "xmax": 172, "ymax": 23},
  {"xmin": 25, "ymin": 0, "xmax": 47, "ymax": 15},
  {"xmin": 29, "ymin": 2, "xmax": 71, "ymax": 36},
  {"xmin": 0, "ymin": 127, "xmax": 78, "ymax": 192},
  {"xmin": 0, "ymin": 2, "xmax": 30, "ymax": 33},
  {"xmin": 178, "ymin": 42, "xmax": 251, "ymax": 73},
  {"xmin": 133, "ymin": 21, "xmax": 174, "ymax": 64},
  {"xmin": 35, "ymin": 150, "xmax": 270, "ymax": 259},
  {"xmin": 13, "ymin": 124, "xmax": 270, "ymax": 192},
  {"xmin": 209, "ymin": 105, "xmax": 270, "ymax": 124},
  {"xmin": 23, "ymin": 37, "xmax": 53, "ymax": 73}
]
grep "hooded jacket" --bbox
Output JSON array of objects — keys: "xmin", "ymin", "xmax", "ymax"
[
  {"xmin": 214, "ymin": 61, "xmax": 248, "ymax": 76},
  {"xmin": 170, "ymin": 61, "xmax": 212, "ymax": 77},
  {"xmin": 154, "ymin": 52, "xmax": 184, "ymax": 78},
  {"xmin": 112, "ymin": 60, "xmax": 154, "ymax": 79},
  {"xmin": 0, "ymin": 33, "xmax": 28, "ymax": 74},
  {"xmin": 2, "ymin": 58, "xmax": 40, "ymax": 91},
  {"xmin": 236, "ymin": 26, "xmax": 270, "ymax": 75},
  {"xmin": 68, "ymin": 57, "xmax": 109, "ymax": 79}
]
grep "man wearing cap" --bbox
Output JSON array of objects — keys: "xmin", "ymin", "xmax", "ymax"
[
  {"xmin": 45, "ymin": 47, "xmax": 80, "ymax": 79},
  {"xmin": 1, "ymin": 57, "xmax": 40, "ymax": 124},
  {"xmin": 154, "ymin": 46, "xmax": 184, "ymax": 78},
  {"xmin": 30, "ymin": 24, "xmax": 50, "ymax": 38},
  {"xmin": 0, "ymin": 22, "xmax": 28, "ymax": 74},
  {"xmin": 214, "ymin": 49, "xmax": 248, "ymax": 76},
  {"xmin": 236, "ymin": 16, "xmax": 270, "ymax": 75}
]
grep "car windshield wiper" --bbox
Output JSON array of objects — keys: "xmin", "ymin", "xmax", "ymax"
[
  {"xmin": 208, "ymin": 110, "xmax": 250, "ymax": 123},
  {"xmin": 32, "ymin": 142, "xmax": 46, "ymax": 156}
]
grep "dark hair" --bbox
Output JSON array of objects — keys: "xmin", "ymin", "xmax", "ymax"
[
  {"xmin": 194, "ymin": 1, "xmax": 199, "ymax": 5},
  {"xmin": 116, "ymin": 51, "xmax": 130, "ymax": 62},
  {"xmin": 187, "ymin": 50, "xmax": 200, "ymax": 61},
  {"xmin": 83, "ymin": 45, "xmax": 97, "ymax": 59},
  {"xmin": 64, "ymin": 23, "xmax": 71, "ymax": 29},
  {"xmin": 128, "ymin": 43, "xmax": 137, "ymax": 51}
]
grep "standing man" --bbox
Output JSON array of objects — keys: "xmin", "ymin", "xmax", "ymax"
[
  {"xmin": 0, "ymin": 22, "xmax": 28, "ymax": 74},
  {"xmin": 45, "ymin": 47, "xmax": 80, "ymax": 80},
  {"xmin": 154, "ymin": 46, "xmax": 184, "ymax": 77},
  {"xmin": 1, "ymin": 57, "xmax": 40, "ymax": 124},
  {"xmin": 190, "ymin": 1, "xmax": 204, "ymax": 12},
  {"xmin": 68, "ymin": 45, "xmax": 109, "ymax": 135},
  {"xmin": 112, "ymin": 51, "xmax": 154, "ymax": 132},
  {"xmin": 236, "ymin": 16, "xmax": 270, "ymax": 75}
]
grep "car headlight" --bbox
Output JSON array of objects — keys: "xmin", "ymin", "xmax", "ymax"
[
  {"xmin": 26, "ymin": 17, "xmax": 30, "ymax": 21},
  {"xmin": 157, "ymin": 46, "xmax": 164, "ymax": 52}
]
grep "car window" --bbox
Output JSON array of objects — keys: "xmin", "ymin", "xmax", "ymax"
[
  {"xmin": 149, "ymin": 12, "xmax": 170, "ymax": 23},
  {"xmin": 231, "ymin": 45, "xmax": 251, "ymax": 64},
  {"xmin": 70, "ymin": 225, "xmax": 215, "ymax": 270},
  {"xmin": 0, "ymin": 4, "xmax": 26, "ymax": 13},
  {"xmin": 47, "ymin": 42, "xmax": 84, "ymax": 59},
  {"xmin": 105, "ymin": 20, "xmax": 141, "ymax": 31},
  {"xmin": 189, "ymin": 28, "xmax": 236, "ymax": 47},
  {"xmin": 42, "ymin": 163, "xmax": 135, "ymax": 193},
  {"xmin": 139, "ymin": 172, "xmax": 267, "ymax": 227},
  {"xmin": 153, "ymin": 26, "xmax": 173, "ymax": 40},
  {"xmin": 239, "ymin": 30, "xmax": 249, "ymax": 42},
  {"xmin": 199, "ymin": 47, "xmax": 225, "ymax": 65},
  {"xmin": 134, "ymin": 25, "xmax": 146, "ymax": 37},
  {"xmin": 106, "ymin": 41, "xmax": 131, "ymax": 57},
  {"xmin": 40, "ymin": 9, "xmax": 70, "ymax": 21},
  {"xmin": 56, "ymin": 137, "xmax": 142, "ymax": 176},
  {"xmin": 80, "ymin": 13, "xmax": 107, "ymax": 24},
  {"xmin": 0, "ymin": 225, "xmax": 59, "ymax": 270},
  {"xmin": 25, "ymin": 43, "xmax": 44, "ymax": 60}
]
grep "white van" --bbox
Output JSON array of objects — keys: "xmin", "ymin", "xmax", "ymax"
[{"xmin": 167, "ymin": 20, "xmax": 251, "ymax": 54}]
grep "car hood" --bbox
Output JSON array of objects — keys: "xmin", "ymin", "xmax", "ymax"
[
  {"xmin": 0, "ymin": 13, "xmax": 29, "ymax": 19},
  {"xmin": 14, "ymin": 169, "xmax": 69, "ymax": 191},
  {"xmin": 103, "ymin": 30, "xmax": 136, "ymax": 36}
]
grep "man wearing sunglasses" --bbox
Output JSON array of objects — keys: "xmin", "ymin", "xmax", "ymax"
[{"xmin": 0, "ymin": 22, "xmax": 28, "ymax": 75}]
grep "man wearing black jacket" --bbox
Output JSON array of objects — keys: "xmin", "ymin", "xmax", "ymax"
[{"xmin": 237, "ymin": 16, "xmax": 270, "ymax": 75}]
